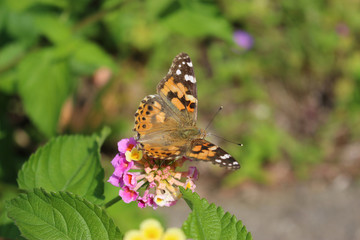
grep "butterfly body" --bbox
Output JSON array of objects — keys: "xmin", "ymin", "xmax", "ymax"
[{"xmin": 134, "ymin": 53, "xmax": 240, "ymax": 169}]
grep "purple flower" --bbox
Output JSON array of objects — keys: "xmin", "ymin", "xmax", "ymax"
[
  {"xmin": 336, "ymin": 23, "xmax": 349, "ymax": 37},
  {"xmin": 234, "ymin": 30, "xmax": 253, "ymax": 50},
  {"xmin": 118, "ymin": 138, "xmax": 137, "ymax": 154},
  {"xmin": 120, "ymin": 186, "xmax": 139, "ymax": 203}
]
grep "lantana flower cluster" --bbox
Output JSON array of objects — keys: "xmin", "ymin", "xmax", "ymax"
[
  {"xmin": 108, "ymin": 137, "xmax": 199, "ymax": 208},
  {"xmin": 124, "ymin": 218, "xmax": 186, "ymax": 240}
]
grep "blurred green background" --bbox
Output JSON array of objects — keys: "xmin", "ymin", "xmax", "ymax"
[{"xmin": 1, "ymin": 0, "xmax": 360, "ymax": 238}]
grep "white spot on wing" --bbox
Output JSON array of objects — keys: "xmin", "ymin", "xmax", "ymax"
[
  {"xmin": 215, "ymin": 159, "xmax": 221, "ymax": 163},
  {"xmin": 233, "ymin": 162, "xmax": 239, "ymax": 165},
  {"xmin": 184, "ymin": 74, "xmax": 196, "ymax": 83},
  {"xmin": 187, "ymin": 61, "xmax": 193, "ymax": 67},
  {"xmin": 176, "ymin": 69, "xmax": 181, "ymax": 75},
  {"xmin": 220, "ymin": 154, "xmax": 231, "ymax": 159}
]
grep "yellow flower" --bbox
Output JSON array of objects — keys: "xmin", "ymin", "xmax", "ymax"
[
  {"xmin": 162, "ymin": 228, "xmax": 186, "ymax": 240},
  {"xmin": 124, "ymin": 230, "xmax": 144, "ymax": 240},
  {"xmin": 140, "ymin": 219, "xmax": 164, "ymax": 240},
  {"xmin": 125, "ymin": 148, "xmax": 143, "ymax": 162}
]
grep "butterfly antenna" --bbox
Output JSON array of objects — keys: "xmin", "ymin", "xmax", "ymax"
[
  {"xmin": 205, "ymin": 106, "xmax": 223, "ymax": 131},
  {"xmin": 208, "ymin": 133, "xmax": 243, "ymax": 146}
]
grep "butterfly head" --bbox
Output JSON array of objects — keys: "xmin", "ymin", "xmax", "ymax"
[{"xmin": 199, "ymin": 128, "xmax": 206, "ymax": 139}]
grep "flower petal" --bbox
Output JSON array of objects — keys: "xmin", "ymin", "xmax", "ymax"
[{"xmin": 119, "ymin": 186, "xmax": 139, "ymax": 203}]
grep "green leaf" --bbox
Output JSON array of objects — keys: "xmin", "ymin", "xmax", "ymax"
[
  {"xmin": 161, "ymin": 6, "xmax": 233, "ymax": 42},
  {"xmin": 17, "ymin": 48, "xmax": 71, "ymax": 137},
  {"xmin": 96, "ymin": 126, "xmax": 112, "ymax": 146},
  {"xmin": 6, "ymin": 188, "xmax": 122, "ymax": 240},
  {"xmin": 17, "ymin": 129, "xmax": 110, "ymax": 203},
  {"xmin": 5, "ymin": 10, "xmax": 38, "ymax": 43},
  {"xmin": 181, "ymin": 188, "xmax": 252, "ymax": 240},
  {"xmin": 0, "ymin": 70, "xmax": 17, "ymax": 94},
  {"xmin": 0, "ymin": 217, "xmax": 21, "ymax": 239},
  {"xmin": 0, "ymin": 42, "xmax": 27, "ymax": 94},
  {"xmin": 0, "ymin": 185, "xmax": 22, "ymax": 239},
  {"xmin": 0, "ymin": 2, "xmax": 6, "ymax": 31},
  {"xmin": 0, "ymin": 42, "xmax": 26, "ymax": 69},
  {"xmin": 70, "ymin": 40, "xmax": 117, "ymax": 75},
  {"xmin": 33, "ymin": 14, "xmax": 72, "ymax": 45},
  {"xmin": 4, "ymin": 0, "xmax": 68, "ymax": 10}
]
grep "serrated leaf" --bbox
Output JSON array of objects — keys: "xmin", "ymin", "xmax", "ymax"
[
  {"xmin": 6, "ymin": 188, "xmax": 122, "ymax": 240},
  {"xmin": 181, "ymin": 188, "xmax": 252, "ymax": 240},
  {"xmin": 17, "ymin": 129, "xmax": 110, "ymax": 203},
  {"xmin": 17, "ymin": 48, "xmax": 71, "ymax": 137}
]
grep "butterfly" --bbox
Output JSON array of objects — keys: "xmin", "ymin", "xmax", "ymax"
[{"xmin": 133, "ymin": 53, "xmax": 240, "ymax": 169}]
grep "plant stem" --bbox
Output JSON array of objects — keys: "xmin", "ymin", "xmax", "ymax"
[{"xmin": 104, "ymin": 195, "xmax": 122, "ymax": 209}]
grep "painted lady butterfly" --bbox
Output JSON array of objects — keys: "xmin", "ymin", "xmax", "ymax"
[{"xmin": 133, "ymin": 53, "xmax": 240, "ymax": 169}]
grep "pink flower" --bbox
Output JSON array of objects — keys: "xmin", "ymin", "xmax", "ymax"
[
  {"xmin": 123, "ymin": 172, "xmax": 138, "ymax": 188},
  {"xmin": 184, "ymin": 179, "xmax": 196, "ymax": 192},
  {"xmin": 111, "ymin": 154, "xmax": 133, "ymax": 171},
  {"xmin": 118, "ymin": 138, "xmax": 137, "ymax": 154},
  {"xmin": 137, "ymin": 190, "xmax": 157, "ymax": 209},
  {"xmin": 147, "ymin": 193, "xmax": 156, "ymax": 209},
  {"xmin": 187, "ymin": 166, "xmax": 199, "ymax": 180},
  {"xmin": 137, "ymin": 199, "xmax": 147, "ymax": 208},
  {"xmin": 117, "ymin": 155, "xmax": 134, "ymax": 172},
  {"xmin": 137, "ymin": 190, "xmax": 150, "ymax": 208},
  {"xmin": 110, "ymin": 154, "xmax": 122, "ymax": 168},
  {"xmin": 108, "ymin": 154, "xmax": 134, "ymax": 187},
  {"xmin": 108, "ymin": 137, "xmax": 199, "ymax": 208},
  {"xmin": 119, "ymin": 186, "xmax": 139, "ymax": 203},
  {"xmin": 108, "ymin": 174, "xmax": 124, "ymax": 187}
]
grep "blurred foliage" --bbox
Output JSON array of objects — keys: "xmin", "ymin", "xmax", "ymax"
[{"xmin": 1, "ymin": 0, "xmax": 360, "ymax": 234}]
